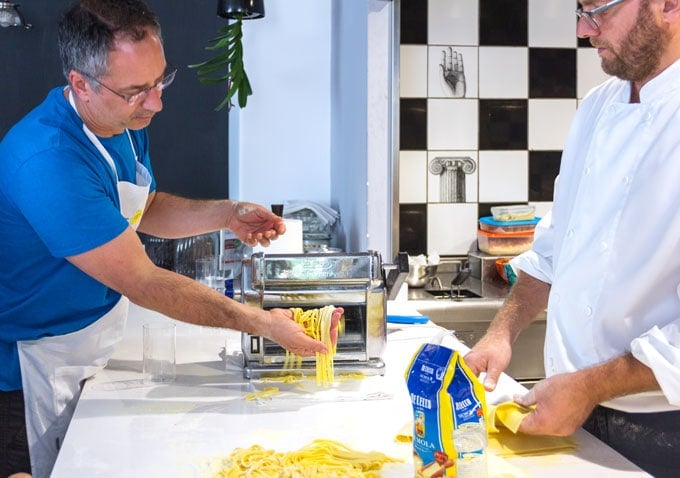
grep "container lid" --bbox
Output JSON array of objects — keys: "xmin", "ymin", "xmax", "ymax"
[
  {"xmin": 477, "ymin": 228, "xmax": 535, "ymax": 238},
  {"xmin": 479, "ymin": 216, "xmax": 541, "ymax": 227},
  {"xmin": 491, "ymin": 204, "xmax": 535, "ymax": 221}
]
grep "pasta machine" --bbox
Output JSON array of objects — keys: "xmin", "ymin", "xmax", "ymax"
[{"xmin": 240, "ymin": 251, "xmax": 407, "ymax": 379}]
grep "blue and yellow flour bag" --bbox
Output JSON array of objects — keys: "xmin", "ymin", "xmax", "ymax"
[{"xmin": 405, "ymin": 334, "xmax": 488, "ymax": 477}]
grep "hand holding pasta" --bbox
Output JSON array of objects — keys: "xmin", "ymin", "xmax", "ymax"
[
  {"xmin": 440, "ymin": 47, "xmax": 466, "ymax": 98},
  {"xmin": 284, "ymin": 306, "xmax": 342, "ymax": 387}
]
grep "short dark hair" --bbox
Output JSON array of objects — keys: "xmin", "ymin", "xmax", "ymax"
[{"xmin": 57, "ymin": 0, "xmax": 162, "ymax": 81}]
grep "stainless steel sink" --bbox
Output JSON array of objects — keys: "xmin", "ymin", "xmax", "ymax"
[{"xmin": 410, "ymin": 298, "xmax": 546, "ymax": 385}]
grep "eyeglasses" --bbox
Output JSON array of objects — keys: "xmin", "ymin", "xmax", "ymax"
[
  {"xmin": 84, "ymin": 64, "xmax": 177, "ymax": 106},
  {"xmin": 576, "ymin": 0, "xmax": 628, "ymax": 30}
]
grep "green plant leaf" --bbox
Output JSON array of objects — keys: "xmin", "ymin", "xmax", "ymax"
[{"xmin": 189, "ymin": 15, "xmax": 252, "ymax": 112}]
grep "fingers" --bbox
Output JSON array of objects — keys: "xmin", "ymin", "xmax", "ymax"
[
  {"xmin": 454, "ymin": 51, "xmax": 464, "ymax": 73},
  {"xmin": 292, "ymin": 342, "xmax": 326, "ymax": 356},
  {"xmin": 329, "ymin": 307, "xmax": 343, "ymax": 347},
  {"xmin": 514, "ymin": 389, "xmax": 536, "ymax": 408},
  {"xmin": 514, "ymin": 390, "xmax": 538, "ymax": 434},
  {"xmin": 482, "ymin": 365, "xmax": 503, "ymax": 391}
]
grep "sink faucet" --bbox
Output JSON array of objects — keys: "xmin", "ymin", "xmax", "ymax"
[
  {"xmin": 427, "ymin": 276, "xmax": 443, "ymax": 290},
  {"xmin": 450, "ymin": 266, "xmax": 471, "ymax": 300}
]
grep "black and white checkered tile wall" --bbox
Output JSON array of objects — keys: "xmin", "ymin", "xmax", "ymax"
[{"xmin": 398, "ymin": 0, "xmax": 609, "ymax": 256}]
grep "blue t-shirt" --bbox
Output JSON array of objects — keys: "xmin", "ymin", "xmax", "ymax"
[{"xmin": 0, "ymin": 87, "xmax": 157, "ymax": 390}]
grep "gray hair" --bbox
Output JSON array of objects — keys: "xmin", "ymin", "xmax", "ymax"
[{"xmin": 57, "ymin": 0, "xmax": 162, "ymax": 81}]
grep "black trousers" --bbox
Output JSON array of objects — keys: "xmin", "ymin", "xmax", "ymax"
[
  {"xmin": 0, "ymin": 390, "xmax": 31, "ymax": 477},
  {"xmin": 583, "ymin": 405, "xmax": 680, "ymax": 478}
]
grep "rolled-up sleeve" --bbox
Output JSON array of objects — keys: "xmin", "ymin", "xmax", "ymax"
[{"xmin": 631, "ymin": 322, "xmax": 680, "ymax": 406}]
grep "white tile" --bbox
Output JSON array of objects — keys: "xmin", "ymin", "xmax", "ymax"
[
  {"xmin": 428, "ymin": 0, "xmax": 479, "ymax": 46},
  {"xmin": 427, "ymin": 151, "xmax": 478, "ymax": 203},
  {"xmin": 399, "ymin": 151, "xmax": 428, "ymax": 203},
  {"xmin": 427, "ymin": 99, "xmax": 478, "ymax": 150},
  {"xmin": 528, "ymin": 0, "xmax": 577, "ymax": 48},
  {"xmin": 577, "ymin": 47, "xmax": 611, "ymax": 98},
  {"xmin": 427, "ymin": 203, "xmax": 479, "ymax": 255},
  {"xmin": 428, "ymin": 46, "xmax": 478, "ymax": 98},
  {"xmin": 528, "ymin": 99, "xmax": 577, "ymax": 150},
  {"xmin": 479, "ymin": 47, "xmax": 528, "ymax": 99},
  {"xmin": 400, "ymin": 45, "xmax": 428, "ymax": 98},
  {"xmin": 478, "ymin": 151, "xmax": 528, "ymax": 202}
]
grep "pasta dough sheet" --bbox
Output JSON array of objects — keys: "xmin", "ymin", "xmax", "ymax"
[{"xmin": 397, "ymin": 400, "xmax": 578, "ymax": 457}]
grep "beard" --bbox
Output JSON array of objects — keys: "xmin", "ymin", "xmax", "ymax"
[{"xmin": 597, "ymin": 1, "xmax": 669, "ymax": 82}]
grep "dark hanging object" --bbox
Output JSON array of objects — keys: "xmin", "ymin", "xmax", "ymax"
[{"xmin": 217, "ymin": 0, "xmax": 265, "ymax": 20}]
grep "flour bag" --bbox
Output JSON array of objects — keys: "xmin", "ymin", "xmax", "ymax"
[{"xmin": 405, "ymin": 335, "xmax": 488, "ymax": 477}]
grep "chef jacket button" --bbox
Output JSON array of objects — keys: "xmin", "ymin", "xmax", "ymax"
[
  {"xmin": 646, "ymin": 112, "xmax": 652, "ymax": 121},
  {"xmin": 585, "ymin": 306, "xmax": 593, "ymax": 316},
  {"xmin": 601, "ymin": 241, "xmax": 608, "ymax": 251},
  {"xmin": 567, "ymin": 229, "xmax": 574, "ymax": 238},
  {"xmin": 623, "ymin": 175, "xmax": 630, "ymax": 184},
  {"xmin": 584, "ymin": 166, "xmax": 591, "ymax": 175}
]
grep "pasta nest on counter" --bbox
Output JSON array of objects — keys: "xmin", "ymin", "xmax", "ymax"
[{"xmin": 215, "ymin": 438, "xmax": 401, "ymax": 477}]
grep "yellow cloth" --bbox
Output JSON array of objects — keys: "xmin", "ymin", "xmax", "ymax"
[{"xmin": 397, "ymin": 401, "xmax": 578, "ymax": 458}]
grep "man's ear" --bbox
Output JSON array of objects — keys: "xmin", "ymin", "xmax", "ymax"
[
  {"xmin": 662, "ymin": 0, "xmax": 680, "ymax": 18},
  {"xmin": 68, "ymin": 70, "xmax": 92, "ymax": 100}
]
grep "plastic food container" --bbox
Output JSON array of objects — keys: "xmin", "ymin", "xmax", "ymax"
[
  {"xmin": 477, "ymin": 229, "xmax": 534, "ymax": 256},
  {"xmin": 478, "ymin": 216, "xmax": 540, "ymax": 233},
  {"xmin": 491, "ymin": 205, "xmax": 535, "ymax": 222}
]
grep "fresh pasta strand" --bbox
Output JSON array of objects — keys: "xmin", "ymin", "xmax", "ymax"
[
  {"xmin": 215, "ymin": 439, "xmax": 401, "ymax": 477},
  {"xmin": 286, "ymin": 306, "xmax": 337, "ymax": 387}
]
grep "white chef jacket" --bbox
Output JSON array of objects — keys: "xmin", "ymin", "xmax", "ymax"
[{"xmin": 512, "ymin": 59, "xmax": 680, "ymax": 413}]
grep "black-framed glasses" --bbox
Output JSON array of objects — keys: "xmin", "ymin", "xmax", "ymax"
[
  {"xmin": 576, "ymin": 0, "xmax": 628, "ymax": 30},
  {"xmin": 84, "ymin": 64, "xmax": 177, "ymax": 106}
]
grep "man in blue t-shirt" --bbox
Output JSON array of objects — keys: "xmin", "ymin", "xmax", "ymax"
[{"xmin": 0, "ymin": 1, "xmax": 340, "ymax": 477}]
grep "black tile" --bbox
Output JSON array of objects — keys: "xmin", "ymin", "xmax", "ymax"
[
  {"xmin": 529, "ymin": 48, "xmax": 577, "ymax": 98},
  {"xmin": 399, "ymin": 203, "xmax": 428, "ymax": 256},
  {"xmin": 479, "ymin": 99, "xmax": 528, "ymax": 150},
  {"xmin": 400, "ymin": 0, "xmax": 428, "ymax": 44},
  {"xmin": 529, "ymin": 151, "xmax": 562, "ymax": 201},
  {"xmin": 480, "ymin": 0, "xmax": 527, "ymax": 46},
  {"xmin": 400, "ymin": 98, "xmax": 427, "ymax": 150}
]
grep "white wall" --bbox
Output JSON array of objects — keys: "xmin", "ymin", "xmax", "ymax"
[
  {"xmin": 229, "ymin": 0, "xmax": 332, "ymax": 207},
  {"xmin": 229, "ymin": 0, "xmax": 395, "ymax": 258}
]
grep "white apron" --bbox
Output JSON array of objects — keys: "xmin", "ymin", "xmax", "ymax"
[{"xmin": 16, "ymin": 89, "xmax": 152, "ymax": 478}]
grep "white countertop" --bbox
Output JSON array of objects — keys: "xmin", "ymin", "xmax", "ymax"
[{"xmin": 51, "ymin": 303, "xmax": 651, "ymax": 477}]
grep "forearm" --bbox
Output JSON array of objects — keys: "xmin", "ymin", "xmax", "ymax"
[
  {"xmin": 138, "ymin": 191, "xmax": 237, "ymax": 239},
  {"xmin": 516, "ymin": 353, "xmax": 661, "ymax": 436},
  {"xmin": 127, "ymin": 266, "xmax": 273, "ymax": 337},
  {"xmin": 581, "ymin": 353, "xmax": 660, "ymax": 405},
  {"xmin": 68, "ymin": 228, "xmax": 271, "ymax": 337},
  {"xmin": 486, "ymin": 271, "xmax": 550, "ymax": 344}
]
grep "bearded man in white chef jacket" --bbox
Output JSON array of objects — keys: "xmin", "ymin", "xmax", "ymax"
[
  {"xmin": 0, "ymin": 1, "xmax": 341, "ymax": 477},
  {"xmin": 465, "ymin": 1, "xmax": 680, "ymax": 476}
]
